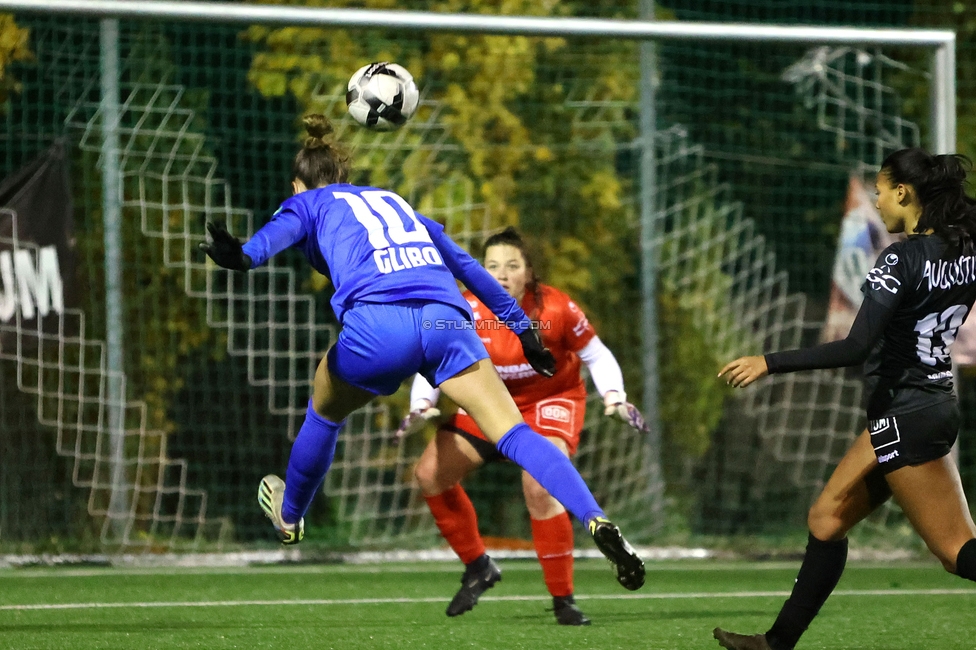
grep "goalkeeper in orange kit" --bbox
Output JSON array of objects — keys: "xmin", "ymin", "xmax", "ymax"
[{"xmin": 396, "ymin": 227, "xmax": 648, "ymax": 626}]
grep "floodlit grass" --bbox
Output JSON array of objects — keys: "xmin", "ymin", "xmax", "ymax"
[{"xmin": 0, "ymin": 559, "xmax": 973, "ymax": 649}]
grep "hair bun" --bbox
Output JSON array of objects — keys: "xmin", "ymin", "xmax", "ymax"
[{"xmin": 302, "ymin": 114, "xmax": 336, "ymax": 149}]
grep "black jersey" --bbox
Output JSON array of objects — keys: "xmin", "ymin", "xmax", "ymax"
[{"xmin": 861, "ymin": 234, "xmax": 976, "ymax": 417}]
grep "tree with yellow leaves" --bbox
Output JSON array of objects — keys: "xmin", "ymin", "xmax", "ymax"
[{"xmin": 0, "ymin": 14, "xmax": 32, "ymax": 107}]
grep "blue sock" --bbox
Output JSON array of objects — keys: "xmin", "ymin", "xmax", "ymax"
[
  {"xmin": 495, "ymin": 422, "xmax": 604, "ymax": 525},
  {"xmin": 281, "ymin": 400, "xmax": 342, "ymax": 524}
]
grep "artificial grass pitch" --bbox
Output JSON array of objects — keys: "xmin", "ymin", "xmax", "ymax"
[{"xmin": 0, "ymin": 559, "xmax": 973, "ymax": 649}]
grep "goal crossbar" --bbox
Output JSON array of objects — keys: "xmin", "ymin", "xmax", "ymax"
[{"xmin": 0, "ymin": 1, "xmax": 955, "ymax": 45}]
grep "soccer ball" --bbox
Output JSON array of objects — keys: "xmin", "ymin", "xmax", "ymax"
[{"xmin": 345, "ymin": 62, "xmax": 419, "ymax": 130}]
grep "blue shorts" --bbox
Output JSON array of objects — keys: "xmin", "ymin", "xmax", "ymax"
[{"xmin": 327, "ymin": 300, "xmax": 489, "ymax": 396}]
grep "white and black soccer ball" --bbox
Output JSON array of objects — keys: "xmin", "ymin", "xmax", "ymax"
[{"xmin": 345, "ymin": 62, "xmax": 419, "ymax": 130}]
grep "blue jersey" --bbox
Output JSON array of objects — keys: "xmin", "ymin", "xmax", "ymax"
[{"xmin": 242, "ymin": 184, "xmax": 529, "ymax": 329}]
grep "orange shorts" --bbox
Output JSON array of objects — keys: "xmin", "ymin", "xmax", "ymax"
[{"xmin": 447, "ymin": 394, "xmax": 586, "ymax": 456}]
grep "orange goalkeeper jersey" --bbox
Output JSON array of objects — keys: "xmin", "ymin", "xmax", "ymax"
[{"xmin": 464, "ymin": 284, "xmax": 596, "ymax": 408}]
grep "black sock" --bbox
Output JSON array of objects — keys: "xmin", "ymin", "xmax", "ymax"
[
  {"xmin": 765, "ymin": 533, "xmax": 848, "ymax": 650},
  {"xmin": 956, "ymin": 538, "xmax": 976, "ymax": 581}
]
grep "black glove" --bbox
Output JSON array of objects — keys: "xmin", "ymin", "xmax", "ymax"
[
  {"xmin": 517, "ymin": 328, "xmax": 556, "ymax": 378},
  {"xmin": 199, "ymin": 221, "xmax": 252, "ymax": 272}
]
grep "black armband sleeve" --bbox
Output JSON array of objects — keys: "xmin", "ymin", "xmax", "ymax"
[{"xmin": 764, "ymin": 295, "xmax": 895, "ymax": 374}]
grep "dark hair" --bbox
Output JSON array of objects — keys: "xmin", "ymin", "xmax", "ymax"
[
  {"xmin": 292, "ymin": 114, "xmax": 350, "ymax": 189},
  {"xmin": 881, "ymin": 147, "xmax": 976, "ymax": 254},
  {"xmin": 482, "ymin": 226, "xmax": 543, "ymax": 313}
]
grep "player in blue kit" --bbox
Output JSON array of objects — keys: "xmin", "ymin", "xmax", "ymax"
[
  {"xmin": 199, "ymin": 114, "xmax": 644, "ymax": 591},
  {"xmin": 714, "ymin": 148, "xmax": 976, "ymax": 650}
]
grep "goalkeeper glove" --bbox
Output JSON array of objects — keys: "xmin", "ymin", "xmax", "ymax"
[
  {"xmin": 393, "ymin": 399, "xmax": 441, "ymax": 445},
  {"xmin": 603, "ymin": 390, "xmax": 649, "ymax": 432},
  {"xmin": 199, "ymin": 221, "xmax": 252, "ymax": 272},
  {"xmin": 517, "ymin": 328, "xmax": 556, "ymax": 378}
]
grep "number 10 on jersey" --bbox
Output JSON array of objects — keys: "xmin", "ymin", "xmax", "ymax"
[{"xmin": 334, "ymin": 190, "xmax": 445, "ymax": 274}]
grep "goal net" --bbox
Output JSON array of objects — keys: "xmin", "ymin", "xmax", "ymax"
[{"xmin": 0, "ymin": 5, "xmax": 957, "ymax": 554}]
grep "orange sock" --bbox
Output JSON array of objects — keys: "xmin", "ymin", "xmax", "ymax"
[
  {"xmin": 531, "ymin": 511, "xmax": 574, "ymax": 597},
  {"xmin": 424, "ymin": 484, "xmax": 485, "ymax": 565}
]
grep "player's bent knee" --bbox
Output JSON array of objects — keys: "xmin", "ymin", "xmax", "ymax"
[
  {"xmin": 525, "ymin": 495, "xmax": 563, "ymax": 520},
  {"xmin": 413, "ymin": 455, "xmax": 440, "ymax": 495},
  {"xmin": 523, "ymin": 481, "xmax": 552, "ymax": 508},
  {"xmin": 806, "ymin": 507, "xmax": 834, "ymax": 539},
  {"xmin": 806, "ymin": 507, "xmax": 849, "ymax": 542}
]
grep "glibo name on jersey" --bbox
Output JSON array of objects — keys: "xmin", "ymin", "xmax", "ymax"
[
  {"xmin": 334, "ymin": 190, "xmax": 446, "ymax": 276},
  {"xmin": 922, "ymin": 255, "xmax": 976, "ymax": 291},
  {"xmin": 372, "ymin": 245, "xmax": 443, "ymax": 274}
]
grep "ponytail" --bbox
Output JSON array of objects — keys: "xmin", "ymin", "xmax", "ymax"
[
  {"xmin": 292, "ymin": 114, "xmax": 350, "ymax": 188},
  {"xmin": 881, "ymin": 147, "xmax": 976, "ymax": 256}
]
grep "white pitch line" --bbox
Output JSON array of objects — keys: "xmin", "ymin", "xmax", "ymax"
[
  {"xmin": 0, "ymin": 562, "xmax": 943, "ymax": 580},
  {"xmin": 1, "ymin": 589, "xmax": 972, "ymax": 611}
]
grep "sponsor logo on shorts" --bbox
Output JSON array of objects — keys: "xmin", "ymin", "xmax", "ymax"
[
  {"xmin": 878, "ymin": 449, "xmax": 900, "ymax": 464},
  {"xmin": 540, "ymin": 404, "xmax": 571, "ymax": 423},
  {"xmin": 533, "ymin": 398, "xmax": 577, "ymax": 436},
  {"xmin": 868, "ymin": 417, "xmax": 901, "ymax": 450},
  {"xmin": 927, "ymin": 370, "xmax": 953, "ymax": 380}
]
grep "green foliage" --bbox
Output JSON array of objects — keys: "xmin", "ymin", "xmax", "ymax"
[
  {"xmin": 69, "ymin": 28, "xmax": 228, "ymax": 539},
  {"xmin": 0, "ymin": 14, "xmax": 31, "ymax": 108},
  {"xmin": 658, "ymin": 290, "xmax": 730, "ymax": 460},
  {"xmin": 75, "ymin": 29, "xmax": 220, "ymax": 437}
]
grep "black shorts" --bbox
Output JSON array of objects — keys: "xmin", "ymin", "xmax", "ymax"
[
  {"xmin": 867, "ymin": 400, "xmax": 959, "ymax": 474},
  {"xmin": 444, "ymin": 424, "xmax": 504, "ymax": 463}
]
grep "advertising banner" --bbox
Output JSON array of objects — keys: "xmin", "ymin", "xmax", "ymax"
[{"xmin": 0, "ymin": 141, "xmax": 76, "ymax": 352}]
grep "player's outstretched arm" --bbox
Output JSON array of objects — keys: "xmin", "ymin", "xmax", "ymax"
[
  {"xmin": 718, "ymin": 355, "xmax": 768, "ymax": 388},
  {"xmin": 720, "ymin": 293, "xmax": 896, "ymax": 388},
  {"xmin": 423, "ymin": 219, "xmax": 525, "ymax": 323},
  {"xmin": 205, "ymin": 201, "xmax": 308, "ymax": 271},
  {"xmin": 577, "ymin": 336, "xmax": 648, "ymax": 431},
  {"xmin": 199, "ymin": 221, "xmax": 253, "ymax": 271},
  {"xmin": 420, "ymin": 215, "xmax": 555, "ymax": 377}
]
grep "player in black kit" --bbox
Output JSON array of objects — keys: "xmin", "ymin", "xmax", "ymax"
[{"xmin": 713, "ymin": 147, "xmax": 976, "ymax": 650}]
